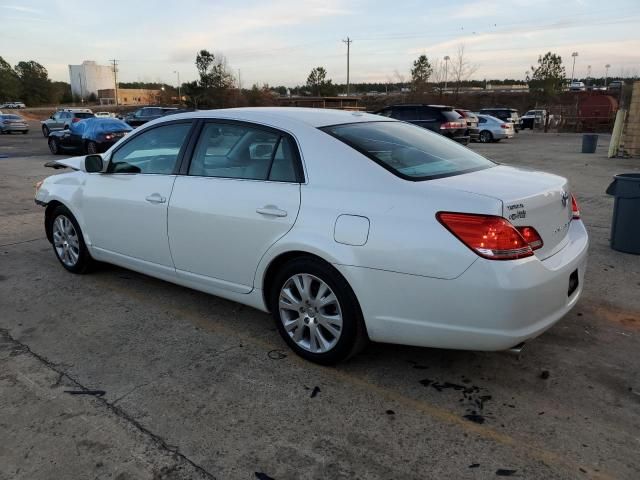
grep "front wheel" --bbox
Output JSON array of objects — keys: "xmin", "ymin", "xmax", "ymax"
[
  {"xmin": 479, "ymin": 130, "xmax": 493, "ymax": 143},
  {"xmin": 49, "ymin": 206, "xmax": 93, "ymax": 274},
  {"xmin": 269, "ymin": 257, "xmax": 368, "ymax": 364},
  {"xmin": 48, "ymin": 137, "xmax": 60, "ymax": 154}
]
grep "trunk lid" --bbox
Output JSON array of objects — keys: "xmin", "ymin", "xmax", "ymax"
[{"xmin": 432, "ymin": 165, "xmax": 573, "ymax": 259}]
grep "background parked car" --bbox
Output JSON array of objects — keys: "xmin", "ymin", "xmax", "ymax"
[
  {"xmin": 521, "ymin": 109, "xmax": 548, "ymax": 129},
  {"xmin": 41, "ymin": 108, "xmax": 94, "ymax": 137},
  {"xmin": 476, "ymin": 114, "xmax": 515, "ymax": 142},
  {"xmin": 478, "ymin": 108, "xmax": 521, "ymax": 131},
  {"xmin": 47, "ymin": 117, "xmax": 132, "ymax": 155},
  {"xmin": 124, "ymin": 107, "xmax": 178, "ymax": 127},
  {"xmin": 570, "ymin": 81, "xmax": 586, "ymax": 91},
  {"xmin": 455, "ymin": 109, "xmax": 480, "ymax": 142},
  {"xmin": 0, "ymin": 114, "xmax": 29, "ymax": 134},
  {"xmin": 374, "ymin": 104, "xmax": 470, "ymax": 144},
  {"xmin": 94, "ymin": 111, "xmax": 115, "ymax": 118},
  {"xmin": 0, "ymin": 101, "xmax": 26, "ymax": 109}
]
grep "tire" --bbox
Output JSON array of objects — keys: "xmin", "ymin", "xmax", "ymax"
[
  {"xmin": 42, "ymin": 125, "xmax": 50, "ymax": 137},
  {"xmin": 48, "ymin": 137, "xmax": 60, "ymax": 155},
  {"xmin": 22, "ymin": 130, "xmax": 28, "ymax": 135},
  {"xmin": 479, "ymin": 130, "xmax": 493, "ymax": 143},
  {"xmin": 49, "ymin": 205, "xmax": 93, "ymax": 274},
  {"xmin": 86, "ymin": 141, "xmax": 98, "ymax": 154},
  {"xmin": 269, "ymin": 256, "xmax": 368, "ymax": 365}
]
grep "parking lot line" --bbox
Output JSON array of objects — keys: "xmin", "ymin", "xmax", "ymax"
[{"xmin": 98, "ymin": 279, "xmax": 615, "ymax": 480}]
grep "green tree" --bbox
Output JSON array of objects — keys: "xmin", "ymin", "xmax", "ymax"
[
  {"xmin": 411, "ymin": 54, "xmax": 433, "ymax": 92},
  {"xmin": 0, "ymin": 57, "xmax": 21, "ymax": 102},
  {"xmin": 14, "ymin": 60, "xmax": 51, "ymax": 106},
  {"xmin": 193, "ymin": 49, "xmax": 233, "ymax": 107},
  {"xmin": 306, "ymin": 67, "xmax": 335, "ymax": 96},
  {"xmin": 528, "ymin": 52, "xmax": 566, "ymax": 96}
]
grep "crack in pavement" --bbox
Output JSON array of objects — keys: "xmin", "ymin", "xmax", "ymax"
[
  {"xmin": 0, "ymin": 238, "xmax": 44, "ymax": 248},
  {"xmin": 0, "ymin": 327, "xmax": 217, "ymax": 480}
]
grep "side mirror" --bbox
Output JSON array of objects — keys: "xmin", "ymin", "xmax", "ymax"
[{"xmin": 85, "ymin": 155, "xmax": 104, "ymax": 173}]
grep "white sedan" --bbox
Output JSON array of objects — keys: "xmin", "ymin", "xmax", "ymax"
[{"xmin": 35, "ymin": 108, "xmax": 588, "ymax": 364}]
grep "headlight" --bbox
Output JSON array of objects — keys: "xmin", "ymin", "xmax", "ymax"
[{"xmin": 35, "ymin": 179, "xmax": 44, "ymax": 195}]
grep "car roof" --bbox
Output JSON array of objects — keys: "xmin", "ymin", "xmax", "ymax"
[{"xmin": 159, "ymin": 107, "xmax": 395, "ymax": 128}]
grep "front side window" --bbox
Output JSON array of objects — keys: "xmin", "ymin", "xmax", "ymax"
[
  {"xmin": 322, "ymin": 121, "xmax": 495, "ymax": 180},
  {"xmin": 188, "ymin": 122, "xmax": 300, "ymax": 182},
  {"xmin": 108, "ymin": 122, "xmax": 191, "ymax": 174}
]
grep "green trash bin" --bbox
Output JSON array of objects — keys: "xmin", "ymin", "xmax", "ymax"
[
  {"xmin": 606, "ymin": 173, "xmax": 640, "ymax": 254},
  {"xmin": 582, "ymin": 134, "xmax": 598, "ymax": 153}
]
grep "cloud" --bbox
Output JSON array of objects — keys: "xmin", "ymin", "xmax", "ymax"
[{"xmin": 0, "ymin": 5, "xmax": 44, "ymax": 15}]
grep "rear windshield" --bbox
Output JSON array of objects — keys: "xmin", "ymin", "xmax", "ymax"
[
  {"xmin": 98, "ymin": 120, "xmax": 131, "ymax": 131},
  {"xmin": 442, "ymin": 110, "xmax": 464, "ymax": 121},
  {"xmin": 321, "ymin": 121, "xmax": 495, "ymax": 181},
  {"xmin": 1, "ymin": 114, "xmax": 21, "ymax": 120},
  {"xmin": 74, "ymin": 112, "xmax": 94, "ymax": 119}
]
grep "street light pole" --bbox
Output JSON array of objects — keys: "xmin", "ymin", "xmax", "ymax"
[
  {"xmin": 343, "ymin": 37, "xmax": 353, "ymax": 95},
  {"xmin": 571, "ymin": 52, "xmax": 579, "ymax": 84},
  {"xmin": 173, "ymin": 71, "xmax": 181, "ymax": 105},
  {"xmin": 605, "ymin": 64, "xmax": 611, "ymax": 87},
  {"xmin": 443, "ymin": 55, "xmax": 450, "ymax": 92}
]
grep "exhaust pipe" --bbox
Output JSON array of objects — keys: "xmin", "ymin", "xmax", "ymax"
[{"xmin": 507, "ymin": 342, "xmax": 525, "ymax": 356}]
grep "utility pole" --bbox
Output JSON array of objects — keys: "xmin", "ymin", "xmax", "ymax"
[
  {"xmin": 110, "ymin": 59, "xmax": 119, "ymax": 106},
  {"xmin": 173, "ymin": 70, "xmax": 181, "ymax": 104},
  {"xmin": 605, "ymin": 64, "xmax": 611, "ymax": 87},
  {"xmin": 570, "ymin": 52, "xmax": 578, "ymax": 84},
  {"xmin": 342, "ymin": 37, "xmax": 352, "ymax": 95}
]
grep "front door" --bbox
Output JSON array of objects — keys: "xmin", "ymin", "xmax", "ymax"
[
  {"xmin": 82, "ymin": 121, "xmax": 193, "ymax": 267},
  {"xmin": 168, "ymin": 121, "xmax": 303, "ymax": 293}
]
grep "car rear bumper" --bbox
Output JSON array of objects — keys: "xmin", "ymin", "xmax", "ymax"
[{"xmin": 337, "ymin": 220, "xmax": 588, "ymax": 351}]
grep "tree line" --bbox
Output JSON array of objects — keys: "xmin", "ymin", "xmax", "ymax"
[{"xmin": 0, "ymin": 56, "xmax": 71, "ymax": 106}]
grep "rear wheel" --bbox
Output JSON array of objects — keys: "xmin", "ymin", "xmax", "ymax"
[
  {"xmin": 86, "ymin": 141, "xmax": 98, "ymax": 154},
  {"xmin": 49, "ymin": 206, "xmax": 93, "ymax": 274},
  {"xmin": 48, "ymin": 137, "xmax": 60, "ymax": 154},
  {"xmin": 42, "ymin": 125, "xmax": 50, "ymax": 137},
  {"xmin": 479, "ymin": 130, "xmax": 493, "ymax": 143},
  {"xmin": 269, "ymin": 257, "xmax": 367, "ymax": 364}
]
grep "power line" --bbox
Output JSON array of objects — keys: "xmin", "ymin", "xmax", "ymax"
[
  {"xmin": 110, "ymin": 59, "xmax": 119, "ymax": 106},
  {"xmin": 342, "ymin": 37, "xmax": 353, "ymax": 95}
]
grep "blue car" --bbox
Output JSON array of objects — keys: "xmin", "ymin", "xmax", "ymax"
[{"xmin": 48, "ymin": 118, "xmax": 132, "ymax": 155}]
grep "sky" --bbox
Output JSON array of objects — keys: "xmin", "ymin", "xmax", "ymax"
[{"xmin": 1, "ymin": 0, "xmax": 639, "ymax": 88}]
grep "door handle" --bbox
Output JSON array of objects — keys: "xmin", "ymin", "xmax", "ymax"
[
  {"xmin": 256, "ymin": 206, "xmax": 287, "ymax": 217},
  {"xmin": 145, "ymin": 193, "xmax": 166, "ymax": 204}
]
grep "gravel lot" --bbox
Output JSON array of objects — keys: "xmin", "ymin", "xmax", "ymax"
[{"xmin": 1, "ymin": 121, "xmax": 639, "ymax": 480}]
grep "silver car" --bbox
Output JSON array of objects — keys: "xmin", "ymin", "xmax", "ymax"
[
  {"xmin": 0, "ymin": 114, "xmax": 29, "ymax": 134},
  {"xmin": 41, "ymin": 108, "xmax": 94, "ymax": 137},
  {"xmin": 476, "ymin": 114, "xmax": 515, "ymax": 143}
]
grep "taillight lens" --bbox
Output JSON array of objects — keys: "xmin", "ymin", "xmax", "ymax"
[
  {"xmin": 571, "ymin": 194, "xmax": 580, "ymax": 219},
  {"xmin": 437, "ymin": 212, "xmax": 533, "ymax": 260},
  {"xmin": 72, "ymin": 117, "xmax": 80, "ymax": 123},
  {"xmin": 500, "ymin": 124, "xmax": 509, "ymax": 129},
  {"xmin": 104, "ymin": 134, "xmax": 114, "ymax": 140},
  {"xmin": 440, "ymin": 121, "xmax": 464, "ymax": 130},
  {"xmin": 516, "ymin": 226, "xmax": 543, "ymax": 250}
]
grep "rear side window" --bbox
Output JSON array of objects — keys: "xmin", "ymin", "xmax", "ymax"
[
  {"xmin": 322, "ymin": 121, "xmax": 494, "ymax": 181},
  {"xmin": 109, "ymin": 122, "xmax": 191, "ymax": 174},
  {"xmin": 188, "ymin": 122, "xmax": 300, "ymax": 182}
]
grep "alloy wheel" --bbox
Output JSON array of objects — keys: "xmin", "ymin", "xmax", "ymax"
[
  {"xmin": 52, "ymin": 215, "xmax": 80, "ymax": 267},
  {"xmin": 480, "ymin": 131, "xmax": 491, "ymax": 143},
  {"xmin": 87, "ymin": 142, "xmax": 97, "ymax": 154},
  {"xmin": 278, "ymin": 273, "xmax": 343, "ymax": 353}
]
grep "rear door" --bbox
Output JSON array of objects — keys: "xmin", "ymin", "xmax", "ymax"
[{"xmin": 168, "ymin": 120, "xmax": 303, "ymax": 293}]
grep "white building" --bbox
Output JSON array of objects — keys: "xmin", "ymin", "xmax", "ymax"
[{"xmin": 69, "ymin": 61, "xmax": 114, "ymax": 99}]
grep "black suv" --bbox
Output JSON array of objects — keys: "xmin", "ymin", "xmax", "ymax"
[
  {"xmin": 374, "ymin": 104, "xmax": 470, "ymax": 144},
  {"xmin": 124, "ymin": 107, "xmax": 178, "ymax": 127},
  {"xmin": 478, "ymin": 108, "xmax": 521, "ymax": 131}
]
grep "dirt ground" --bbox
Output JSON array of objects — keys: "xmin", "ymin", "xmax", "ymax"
[{"xmin": 1, "ymin": 122, "xmax": 639, "ymax": 480}]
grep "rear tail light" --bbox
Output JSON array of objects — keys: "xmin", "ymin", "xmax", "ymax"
[
  {"xmin": 72, "ymin": 117, "xmax": 80, "ymax": 123},
  {"xmin": 104, "ymin": 134, "xmax": 114, "ymax": 140},
  {"xmin": 516, "ymin": 226, "xmax": 543, "ymax": 250},
  {"xmin": 436, "ymin": 212, "xmax": 533, "ymax": 260},
  {"xmin": 440, "ymin": 121, "xmax": 465, "ymax": 130},
  {"xmin": 571, "ymin": 194, "xmax": 580, "ymax": 219},
  {"xmin": 500, "ymin": 124, "xmax": 509, "ymax": 129}
]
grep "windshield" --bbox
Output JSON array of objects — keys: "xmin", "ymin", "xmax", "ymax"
[{"xmin": 322, "ymin": 121, "xmax": 495, "ymax": 180}]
